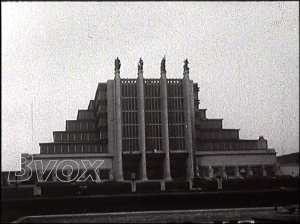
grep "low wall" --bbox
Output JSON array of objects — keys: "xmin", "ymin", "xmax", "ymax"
[
  {"xmin": 2, "ymin": 189, "xmax": 299, "ymax": 223},
  {"xmin": 192, "ymin": 177, "xmax": 299, "ymax": 191},
  {"xmin": 1, "ymin": 186, "xmax": 34, "ymax": 199},
  {"xmin": 2, "ymin": 177, "xmax": 299, "ymax": 199},
  {"xmin": 12, "ymin": 207, "xmax": 275, "ymax": 223}
]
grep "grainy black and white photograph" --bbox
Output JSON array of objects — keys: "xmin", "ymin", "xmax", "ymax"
[{"xmin": 1, "ymin": 1, "xmax": 299, "ymax": 223}]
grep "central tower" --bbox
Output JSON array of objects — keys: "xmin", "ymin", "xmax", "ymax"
[{"xmin": 108, "ymin": 57, "xmax": 195, "ymax": 182}]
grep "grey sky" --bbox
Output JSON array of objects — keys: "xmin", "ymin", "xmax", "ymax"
[{"xmin": 2, "ymin": 2, "xmax": 299, "ymax": 171}]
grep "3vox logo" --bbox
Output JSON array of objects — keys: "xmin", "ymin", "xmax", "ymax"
[{"xmin": 9, "ymin": 155, "xmax": 104, "ymax": 182}]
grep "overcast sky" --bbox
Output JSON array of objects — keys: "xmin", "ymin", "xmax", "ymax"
[{"xmin": 2, "ymin": 2, "xmax": 299, "ymax": 171}]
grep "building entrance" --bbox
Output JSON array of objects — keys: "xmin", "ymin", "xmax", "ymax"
[
  {"xmin": 170, "ymin": 153, "xmax": 188, "ymax": 180},
  {"xmin": 123, "ymin": 155, "xmax": 140, "ymax": 181},
  {"xmin": 146, "ymin": 156, "xmax": 164, "ymax": 180}
]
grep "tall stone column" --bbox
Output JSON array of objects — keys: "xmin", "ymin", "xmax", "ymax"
[
  {"xmin": 137, "ymin": 63, "xmax": 148, "ymax": 180},
  {"xmin": 208, "ymin": 166, "xmax": 214, "ymax": 178},
  {"xmin": 160, "ymin": 58, "xmax": 172, "ymax": 180},
  {"xmin": 109, "ymin": 169, "xmax": 114, "ymax": 180},
  {"xmin": 37, "ymin": 170, "xmax": 43, "ymax": 182},
  {"xmin": 52, "ymin": 169, "xmax": 57, "ymax": 182},
  {"xmin": 25, "ymin": 170, "xmax": 30, "ymax": 180},
  {"xmin": 273, "ymin": 162, "xmax": 282, "ymax": 176},
  {"xmin": 234, "ymin": 165, "xmax": 240, "ymax": 177},
  {"xmin": 79, "ymin": 169, "xmax": 86, "ymax": 181},
  {"xmin": 183, "ymin": 59, "xmax": 194, "ymax": 179},
  {"xmin": 261, "ymin": 164, "xmax": 266, "ymax": 176},
  {"xmin": 66, "ymin": 169, "xmax": 72, "ymax": 182},
  {"xmin": 96, "ymin": 169, "xmax": 101, "ymax": 182},
  {"xmin": 114, "ymin": 60, "xmax": 123, "ymax": 181},
  {"xmin": 222, "ymin": 166, "xmax": 227, "ymax": 179},
  {"xmin": 247, "ymin": 165, "xmax": 253, "ymax": 176}
]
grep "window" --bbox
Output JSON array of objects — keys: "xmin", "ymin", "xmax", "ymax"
[
  {"xmin": 82, "ymin": 133, "xmax": 88, "ymax": 141},
  {"xmin": 252, "ymin": 166, "xmax": 261, "ymax": 176},
  {"xmin": 225, "ymin": 142, "xmax": 231, "ymax": 150},
  {"xmin": 62, "ymin": 133, "xmax": 67, "ymax": 142},
  {"xmin": 83, "ymin": 145, "xmax": 89, "ymax": 153},
  {"xmin": 231, "ymin": 142, "xmax": 237, "ymax": 150},
  {"xmin": 238, "ymin": 166, "xmax": 247, "ymax": 177},
  {"xmin": 218, "ymin": 142, "xmax": 225, "ymax": 150},
  {"xmin": 102, "ymin": 145, "xmax": 108, "ymax": 153},
  {"xmin": 48, "ymin": 145, "xmax": 54, "ymax": 154},
  {"xmin": 212, "ymin": 142, "xmax": 219, "ymax": 150},
  {"xmin": 41, "ymin": 145, "xmax": 47, "ymax": 154},
  {"xmin": 90, "ymin": 132, "xmax": 95, "ymax": 141},
  {"xmin": 82, "ymin": 122, "xmax": 88, "ymax": 130},
  {"xmin": 90, "ymin": 145, "xmax": 96, "ymax": 153},
  {"xmin": 76, "ymin": 133, "xmax": 81, "ymax": 142},
  {"xmin": 265, "ymin": 165, "xmax": 275, "ymax": 176},
  {"xmin": 62, "ymin": 145, "xmax": 68, "ymax": 154},
  {"xmin": 69, "ymin": 145, "xmax": 75, "ymax": 153},
  {"xmin": 225, "ymin": 167, "xmax": 234, "ymax": 177}
]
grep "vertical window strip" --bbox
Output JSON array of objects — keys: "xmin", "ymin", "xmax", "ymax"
[
  {"xmin": 129, "ymin": 125, "xmax": 132, "ymax": 151},
  {"xmin": 127, "ymin": 113, "xmax": 130, "ymax": 151},
  {"xmin": 181, "ymin": 129, "xmax": 184, "ymax": 150},
  {"xmin": 173, "ymin": 83, "xmax": 176, "ymax": 98}
]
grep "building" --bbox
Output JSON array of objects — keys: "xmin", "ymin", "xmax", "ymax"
[
  {"xmin": 1, "ymin": 171, "xmax": 21, "ymax": 186},
  {"xmin": 19, "ymin": 58, "xmax": 277, "ymax": 190},
  {"xmin": 277, "ymin": 152, "xmax": 299, "ymax": 177}
]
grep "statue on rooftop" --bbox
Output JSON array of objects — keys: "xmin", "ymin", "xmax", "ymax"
[
  {"xmin": 138, "ymin": 58, "xmax": 143, "ymax": 71},
  {"xmin": 161, "ymin": 56, "xmax": 166, "ymax": 73},
  {"xmin": 183, "ymin": 58, "xmax": 189, "ymax": 72},
  {"xmin": 115, "ymin": 57, "xmax": 121, "ymax": 71}
]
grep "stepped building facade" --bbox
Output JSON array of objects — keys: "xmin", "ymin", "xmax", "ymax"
[{"xmin": 21, "ymin": 58, "xmax": 277, "ymax": 188}]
